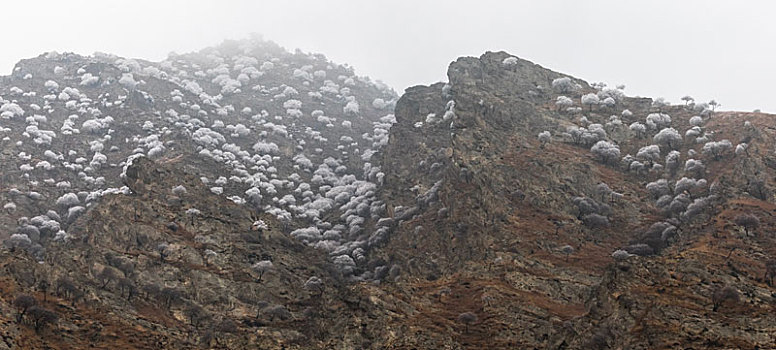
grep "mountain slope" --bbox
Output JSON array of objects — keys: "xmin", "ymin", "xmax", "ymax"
[
  {"xmin": 1, "ymin": 44, "xmax": 775, "ymax": 350},
  {"xmin": 368, "ymin": 51, "xmax": 776, "ymax": 349}
]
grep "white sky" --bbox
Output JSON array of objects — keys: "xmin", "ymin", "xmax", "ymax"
[{"xmin": 7, "ymin": 0, "xmax": 776, "ymax": 112}]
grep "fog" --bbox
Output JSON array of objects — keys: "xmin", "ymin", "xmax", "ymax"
[{"xmin": 7, "ymin": 0, "xmax": 775, "ymax": 112}]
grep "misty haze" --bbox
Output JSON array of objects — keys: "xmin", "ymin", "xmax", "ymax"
[{"xmin": 0, "ymin": 1, "xmax": 774, "ymax": 349}]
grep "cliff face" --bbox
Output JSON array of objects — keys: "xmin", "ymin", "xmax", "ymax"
[{"xmin": 1, "ymin": 46, "xmax": 775, "ymax": 349}]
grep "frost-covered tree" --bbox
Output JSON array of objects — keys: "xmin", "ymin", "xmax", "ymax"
[
  {"xmin": 646, "ymin": 113, "xmax": 672, "ymax": 130},
  {"xmin": 665, "ymin": 193, "xmax": 691, "ymax": 219},
  {"xmin": 681, "ymin": 95, "xmax": 694, "ymax": 107},
  {"xmin": 682, "ymin": 195, "xmax": 714, "ymax": 221},
  {"xmin": 80, "ymin": 73, "xmax": 99, "ymax": 86},
  {"xmin": 689, "ymin": 115, "xmax": 703, "ymax": 127},
  {"xmin": 624, "ymin": 243, "xmax": 654, "ymax": 256},
  {"xmin": 595, "ymin": 183, "xmax": 612, "ymax": 202},
  {"xmin": 708, "ymin": 100, "xmax": 720, "ymax": 112},
  {"xmin": 702, "ymin": 140, "xmax": 732, "ymax": 160},
  {"xmin": 674, "ymin": 177, "xmax": 698, "ymax": 194},
  {"xmin": 4, "ymin": 202, "xmax": 16, "ymax": 214},
  {"xmin": 604, "ymin": 116, "xmax": 623, "ymax": 134},
  {"xmin": 653, "ymin": 128, "xmax": 682, "ymax": 150},
  {"xmin": 685, "ymin": 126, "xmax": 703, "ymax": 138},
  {"xmin": 684, "ymin": 159, "xmax": 705, "ymax": 177},
  {"xmin": 651, "ymin": 97, "xmax": 669, "ymax": 112},
  {"xmin": 581, "ymin": 93, "xmax": 600, "ymax": 111},
  {"xmin": 538, "ymin": 131, "xmax": 551, "ymax": 148},
  {"xmin": 601, "ymin": 97, "xmax": 616, "ymax": 108},
  {"xmin": 646, "ymin": 179, "xmax": 671, "ymax": 199},
  {"xmin": 119, "ymin": 73, "xmax": 138, "ymax": 90},
  {"xmin": 343, "ymin": 100, "xmax": 359, "ymax": 115},
  {"xmin": 252, "ymin": 141, "xmax": 280, "ymax": 155},
  {"xmin": 590, "ymin": 141, "xmax": 620, "ymax": 164},
  {"xmin": 581, "ymin": 124, "xmax": 607, "ymax": 146},
  {"xmin": 502, "ymin": 56, "xmax": 519, "ymax": 66},
  {"xmin": 735, "ymin": 143, "xmax": 749, "ymax": 157},
  {"xmin": 611, "ymin": 249, "xmax": 633, "ymax": 261},
  {"xmin": 636, "ymin": 145, "xmax": 661, "ymax": 165},
  {"xmin": 665, "ymin": 150, "xmax": 681, "ymax": 176},
  {"xmin": 185, "ymin": 208, "xmax": 200, "ymax": 225},
  {"xmin": 372, "ymin": 98, "xmax": 387, "ymax": 109},
  {"xmin": 573, "ymin": 196, "xmax": 611, "ymax": 219},
  {"xmin": 4, "ymin": 233, "xmax": 32, "ymax": 252},
  {"xmin": 252, "ymin": 260, "xmax": 273, "ymax": 283},
  {"xmin": 56, "ymin": 193, "xmax": 80, "ymax": 208},
  {"xmin": 629, "ymin": 160, "xmax": 645, "ymax": 174},
  {"xmin": 629, "ymin": 122, "xmax": 646, "ymax": 139},
  {"xmin": 556, "ymin": 96, "xmax": 574, "ymax": 111},
  {"xmin": 304, "ymin": 276, "xmax": 324, "ymax": 296},
  {"xmin": 551, "ymin": 77, "xmax": 578, "ymax": 93},
  {"xmin": 171, "ymin": 185, "xmax": 187, "ymax": 196}
]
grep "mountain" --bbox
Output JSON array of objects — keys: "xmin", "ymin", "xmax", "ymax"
[{"xmin": 1, "ymin": 39, "xmax": 775, "ymax": 349}]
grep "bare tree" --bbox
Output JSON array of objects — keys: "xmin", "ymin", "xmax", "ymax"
[
  {"xmin": 711, "ymin": 285, "xmax": 740, "ymax": 312},
  {"xmin": 765, "ymin": 260, "xmax": 776, "ymax": 287},
  {"xmin": 681, "ymin": 95, "xmax": 694, "ymax": 108},
  {"xmin": 37, "ymin": 279, "xmax": 50, "ymax": 302},
  {"xmin": 457, "ymin": 312, "xmax": 478, "ymax": 333},
  {"xmin": 263, "ymin": 304, "xmax": 291, "ymax": 322},
  {"xmin": 157, "ymin": 243, "xmax": 170, "ymax": 262},
  {"xmin": 582, "ymin": 214, "xmax": 609, "ymax": 229},
  {"xmin": 560, "ymin": 245, "xmax": 574, "ymax": 262},
  {"xmin": 214, "ymin": 318, "xmax": 238, "ymax": 345},
  {"xmin": 587, "ymin": 325, "xmax": 613, "ymax": 350},
  {"xmin": 734, "ymin": 214, "xmax": 760, "ymax": 236},
  {"xmin": 437, "ymin": 286, "xmax": 452, "ymax": 302},
  {"xmin": 160, "ymin": 287, "xmax": 183, "ymax": 309},
  {"xmin": 97, "ymin": 267, "xmax": 117, "ymax": 289},
  {"xmin": 27, "ymin": 306, "xmax": 58, "ymax": 333},
  {"xmin": 118, "ymin": 278, "xmax": 137, "ymax": 301},
  {"xmin": 13, "ymin": 295, "xmax": 37, "ymax": 323},
  {"xmin": 184, "ymin": 304, "xmax": 208, "ymax": 330},
  {"xmin": 747, "ymin": 178, "xmax": 768, "ymax": 200}
]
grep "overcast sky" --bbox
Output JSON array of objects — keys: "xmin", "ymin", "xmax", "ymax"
[{"xmin": 7, "ymin": 1, "xmax": 776, "ymax": 112}]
